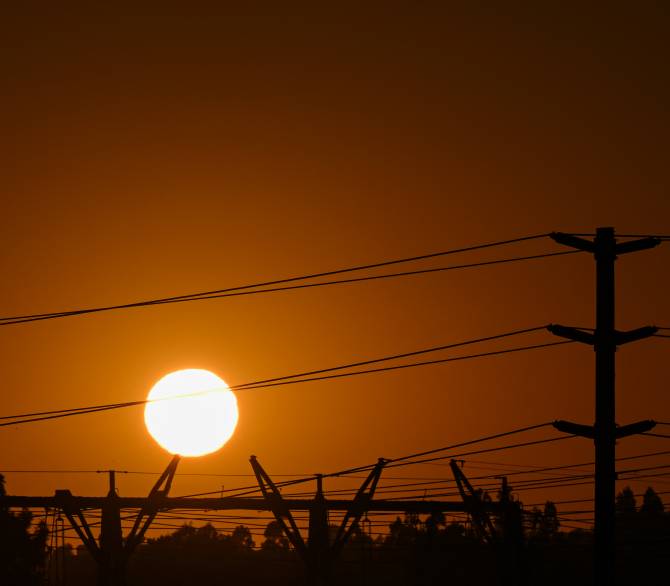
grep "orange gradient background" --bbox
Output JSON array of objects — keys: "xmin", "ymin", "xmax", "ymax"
[{"xmin": 1, "ymin": 3, "xmax": 668, "ymax": 527}]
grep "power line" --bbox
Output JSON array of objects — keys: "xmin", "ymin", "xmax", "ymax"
[
  {"xmin": 453, "ymin": 450, "xmax": 670, "ymax": 479},
  {"xmin": 1, "ymin": 325, "xmax": 549, "ymax": 420},
  {"xmin": 0, "ymin": 233, "xmax": 554, "ymax": 326},
  {"xmin": 310, "ymin": 464, "xmax": 603, "ymax": 497},
  {"xmin": 611, "ymin": 234, "xmax": 670, "ymax": 239},
  {"xmin": 618, "ymin": 464, "xmax": 670, "ymax": 475},
  {"xmin": 269, "ymin": 433, "xmax": 575, "ymax": 491},
  {"xmin": 0, "ymin": 468, "xmax": 452, "ymax": 481},
  {"xmin": 19, "ymin": 455, "xmax": 670, "ymax": 499},
  {"xmin": 233, "ymin": 325, "xmax": 550, "ymax": 390},
  {"xmin": 382, "ymin": 471, "xmax": 670, "ymax": 501},
  {"xmin": 267, "ymin": 433, "xmax": 628, "ymax": 496},
  {"xmin": 236, "ymin": 341, "xmax": 575, "ymax": 393},
  {"xmin": 388, "ymin": 422, "xmax": 553, "ymax": 464},
  {"xmin": 524, "ymin": 490, "xmax": 670, "ymax": 509},
  {"xmin": 175, "ymin": 424, "xmax": 572, "ymax": 498},
  {"xmin": 0, "ymin": 337, "xmax": 573, "ymax": 428},
  {"xmin": 0, "ymin": 252, "xmax": 579, "ymax": 328},
  {"xmin": 385, "ymin": 436, "xmax": 578, "ymax": 470}
]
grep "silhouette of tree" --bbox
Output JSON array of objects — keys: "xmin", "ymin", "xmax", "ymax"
[
  {"xmin": 615, "ymin": 486, "xmax": 636, "ymax": 514},
  {"xmin": 443, "ymin": 521, "xmax": 467, "ymax": 543},
  {"xmin": 386, "ymin": 514, "xmax": 421, "ymax": 547},
  {"xmin": 261, "ymin": 520, "xmax": 289, "ymax": 551},
  {"xmin": 529, "ymin": 507, "xmax": 543, "ymax": 536},
  {"xmin": 424, "ymin": 511, "xmax": 446, "ymax": 535},
  {"xmin": 150, "ymin": 522, "xmax": 198, "ymax": 545},
  {"xmin": 542, "ymin": 501, "xmax": 559, "ymax": 538},
  {"xmin": 529, "ymin": 501, "xmax": 560, "ymax": 542},
  {"xmin": 639, "ymin": 487, "xmax": 664, "ymax": 515},
  {"xmin": 230, "ymin": 524, "xmax": 255, "ymax": 549},
  {"xmin": 0, "ymin": 474, "xmax": 48, "ymax": 585}
]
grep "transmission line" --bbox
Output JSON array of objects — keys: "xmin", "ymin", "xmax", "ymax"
[
  {"xmin": 177, "ymin": 428, "xmax": 575, "ymax": 498},
  {"xmin": 0, "ymin": 333, "xmax": 572, "ymax": 427},
  {"xmin": 0, "ymin": 325, "xmax": 549, "ymax": 421},
  {"xmin": 0, "ymin": 248, "xmax": 576, "ymax": 327}
]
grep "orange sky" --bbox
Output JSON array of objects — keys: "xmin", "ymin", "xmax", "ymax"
[{"xmin": 1, "ymin": 3, "xmax": 669, "ymax": 528}]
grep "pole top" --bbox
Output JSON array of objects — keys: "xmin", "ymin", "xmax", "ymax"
[{"xmin": 108, "ymin": 469, "xmax": 116, "ymax": 496}]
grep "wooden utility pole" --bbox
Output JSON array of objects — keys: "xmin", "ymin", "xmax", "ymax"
[{"xmin": 548, "ymin": 227, "xmax": 660, "ymax": 586}]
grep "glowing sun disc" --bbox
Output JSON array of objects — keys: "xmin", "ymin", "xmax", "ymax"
[{"xmin": 144, "ymin": 369, "xmax": 238, "ymax": 457}]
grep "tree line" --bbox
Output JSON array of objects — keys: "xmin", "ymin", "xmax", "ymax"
[{"xmin": 1, "ymin": 473, "xmax": 668, "ymax": 585}]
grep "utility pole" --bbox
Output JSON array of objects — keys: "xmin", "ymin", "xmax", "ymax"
[
  {"xmin": 100, "ymin": 470, "xmax": 123, "ymax": 586},
  {"xmin": 548, "ymin": 227, "xmax": 660, "ymax": 586}
]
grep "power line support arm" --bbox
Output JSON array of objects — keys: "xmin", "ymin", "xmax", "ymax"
[
  {"xmin": 124, "ymin": 455, "xmax": 180, "ymax": 555},
  {"xmin": 249, "ymin": 455, "xmax": 308, "ymax": 560}
]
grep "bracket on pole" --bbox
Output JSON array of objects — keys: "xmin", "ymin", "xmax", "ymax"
[
  {"xmin": 125, "ymin": 454, "xmax": 180, "ymax": 555},
  {"xmin": 547, "ymin": 325, "xmax": 594, "ymax": 345},
  {"xmin": 449, "ymin": 460, "xmax": 497, "ymax": 544},
  {"xmin": 56, "ymin": 489, "xmax": 103, "ymax": 565},
  {"xmin": 615, "ymin": 326, "xmax": 658, "ymax": 345},
  {"xmin": 548, "ymin": 324, "xmax": 657, "ymax": 347},
  {"xmin": 615, "ymin": 420, "xmax": 656, "ymax": 439},
  {"xmin": 615, "ymin": 238, "xmax": 661, "ymax": 255},
  {"xmin": 553, "ymin": 420, "xmax": 595, "ymax": 439},
  {"xmin": 550, "ymin": 232, "xmax": 660, "ymax": 256},
  {"xmin": 549, "ymin": 232, "xmax": 595, "ymax": 252},
  {"xmin": 250, "ymin": 455, "xmax": 308, "ymax": 560},
  {"xmin": 330, "ymin": 458, "xmax": 386, "ymax": 559},
  {"xmin": 553, "ymin": 419, "xmax": 656, "ymax": 440}
]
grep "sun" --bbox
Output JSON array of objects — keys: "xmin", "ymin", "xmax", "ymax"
[{"xmin": 144, "ymin": 369, "xmax": 239, "ymax": 457}]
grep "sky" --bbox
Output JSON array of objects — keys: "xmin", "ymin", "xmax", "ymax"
[{"xmin": 1, "ymin": 2, "xmax": 669, "ymax": 529}]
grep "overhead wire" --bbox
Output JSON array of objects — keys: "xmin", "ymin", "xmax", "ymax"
[
  {"xmin": 1, "ymin": 252, "xmax": 582, "ymax": 328},
  {"xmin": 384, "ymin": 436, "xmax": 578, "ymax": 471},
  {"xmin": 0, "ymin": 233, "xmax": 557, "ymax": 326},
  {"xmin": 233, "ymin": 341, "xmax": 575, "ymax": 393},
  {"xmin": 523, "ymin": 490, "xmax": 670, "ymax": 509},
  {"xmin": 0, "ymin": 332, "xmax": 574, "ymax": 428},
  {"xmin": 227, "ymin": 435, "xmax": 578, "ymax": 498},
  {"xmin": 1, "ymin": 347, "xmax": 571, "ymax": 429},
  {"xmin": 231, "ymin": 325, "xmax": 551, "ymax": 390},
  {"xmin": 612, "ymin": 234, "xmax": 670, "ymax": 239},
  {"xmin": 1, "ymin": 325, "xmax": 552, "ymax": 423},
  {"xmin": 176, "ymin": 427, "xmax": 575, "ymax": 498},
  {"xmin": 471, "ymin": 449, "xmax": 670, "ymax": 470},
  {"xmin": 381, "ymin": 470, "xmax": 670, "ymax": 501}
]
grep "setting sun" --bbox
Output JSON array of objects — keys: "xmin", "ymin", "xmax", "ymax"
[{"xmin": 144, "ymin": 369, "xmax": 238, "ymax": 457}]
